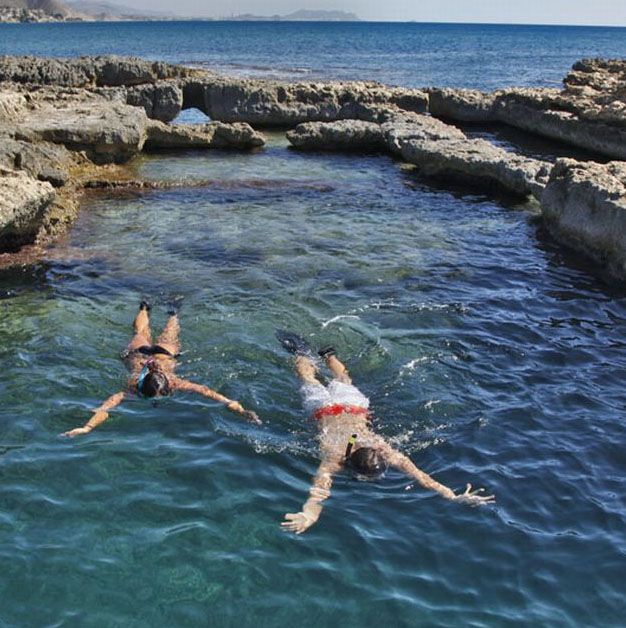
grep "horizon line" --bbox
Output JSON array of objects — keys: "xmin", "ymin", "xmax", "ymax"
[{"xmin": 46, "ymin": 17, "xmax": 626, "ymax": 29}]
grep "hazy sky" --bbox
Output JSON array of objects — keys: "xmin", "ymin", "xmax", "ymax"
[{"xmin": 123, "ymin": 0, "xmax": 626, "ymax": 26}]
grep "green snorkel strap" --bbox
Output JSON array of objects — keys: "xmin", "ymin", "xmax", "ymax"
[{"xmin": 345, "ymin": 433, "xmax": 357, "ymax": 460}]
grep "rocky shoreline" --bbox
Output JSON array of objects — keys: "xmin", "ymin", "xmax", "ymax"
[{"xmin": 1, "ymin": 55, "xmax": 625, "ymax": 281}]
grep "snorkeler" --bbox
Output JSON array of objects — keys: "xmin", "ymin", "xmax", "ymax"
[
  {"xmin": 277, "ymin": 332, "xmax": 494, "ymax": 534},
  {"xmin": 61, "ymin": 301, "xmax": 260, "ymax": 437}
]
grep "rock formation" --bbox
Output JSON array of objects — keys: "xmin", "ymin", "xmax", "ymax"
[
  {"xmin": 288, "ymin": 115, "xmax": 550, "ymax": 199},
  {"xmin": 0, "ymin": 169, "xmax": 55, "ymax": 250},
  {"xmin": 0, "ymin": 54, "xmax": 624, "ymax": 281},
  {"xmin": 145, "ymin": 121, "xmax": 265, "ymax": 150},
  {"xmin": 428, "ymin": 59, "xmax": 626, "ymax": 161},
  {"xmin": 542, "ymin": 159, "xmax": 626, "ymax": 278}
]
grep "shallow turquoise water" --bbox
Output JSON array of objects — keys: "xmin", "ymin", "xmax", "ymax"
[{"xmin": 1, "ymin": 135, "xmax": 626, "ymax": 625}]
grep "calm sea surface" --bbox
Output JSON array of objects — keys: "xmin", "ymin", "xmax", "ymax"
[{"xmin": 1, "ymin": 22, "xmax": 626, "ymax": 628}]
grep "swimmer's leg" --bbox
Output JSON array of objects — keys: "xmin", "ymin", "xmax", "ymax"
[
  {"xmin": 156, "ymin": 313, "xmax": 180, "ymax": 356},
  {"xmin": 127, "ymin": 300, "xmax": 152, "ymax": 351},
  {"xmin": 319, "ymin": 347, "xmax": 352, "ymax": 384},
  {"xmin": 295, "ymin": 355, "xmax": 323, "ymax": 385}
]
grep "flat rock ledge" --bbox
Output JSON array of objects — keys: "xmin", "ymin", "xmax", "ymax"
[
  {"xmin": 145, "ymin": 121, "xmax": 265, "ymax": 150},
  {"xmin": 428, "ymin": 58, "xmax": 626, "ymax": 161},
  {"xmin": 287, "ymin": 116, "xmax": 550, "ymax": 199},
  {"xmin": 542, "ymin": 159, "xmax": 626, "ymax": 280}
]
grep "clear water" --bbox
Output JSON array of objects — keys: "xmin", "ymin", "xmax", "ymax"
[
  {"xmin": 1, "ymin": 20, "xmax": 626, "ymax": 89},
  {"xmin": 2, "ymin": 21, "xmax": 626, "ymax": 627},
  {"xmin": 2, "ymin": 133, "xmax": 626, "ymax": 626}
]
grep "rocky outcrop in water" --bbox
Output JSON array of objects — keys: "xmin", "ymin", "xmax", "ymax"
[
  {"xmin": 145, "ymin": 121, "xmax": 266, "ymax": 150},
  {"xmin": 542, "ymin": 159, "xmax": 626, "ymax": 279},
  {"xmin": 288, "ymin": 115, "xmax": 550, "ymax": 199},
  {"xmin": 0, "ymin": 55, "xmax": 200, "ymax": 87},
  {"xmin": 428, "ymin": 59, "xmax": 626, "ymax": 161},
  {"xmin": 0, "ymin": 169, "xmax": 56, "ymax": 250},
  {"xmin": 183, "ymin": 77, "xmax": 429, "ymax": 126},
  {"xmin": 286, "ymin": 120, "xmax": 386, "ymax": 151}
]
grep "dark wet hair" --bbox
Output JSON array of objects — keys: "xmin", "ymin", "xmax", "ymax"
[
  {"xmin": 348, "ymin": 446, "xmax": 388, "ymax": 477},
  {"xmin": 139, "ymin": 370, "xmax": 171, "ymax": 398}
]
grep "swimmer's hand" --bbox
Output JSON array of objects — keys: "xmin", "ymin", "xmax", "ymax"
[
  {"xmin": 242, "ymin": 409, "xmax": 262, "ymax": 425},
  {"xmin": 226, "ymin": 401, "xmax": 262, "ymax": 425},
  {"xmin": 452, "ymin": 483, "xmax": 495, "ymax": 506},
  {"xmin": 281, "ymin": 511, "xmax": 317, "ymax": 535},
  {"xmin": 61, "ymin": 426, "xmax": 92, "ymax": 438}
]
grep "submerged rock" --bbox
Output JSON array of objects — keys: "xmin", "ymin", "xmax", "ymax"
[
  {"xmin": 0, "ymin": 169, "xmax": 55, "ymax": 250},
  {"xmin": 542, "ymin": 159, "xmax": 626, "ymax": 280},
  {"xmin": 145, "ymin": 121, "xmax": 266, "ymax": 150}
]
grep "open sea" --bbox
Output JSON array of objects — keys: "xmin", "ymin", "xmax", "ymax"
[{"xmin": 1, "ymin": 21, "xmax": 626, "ymax": 628}]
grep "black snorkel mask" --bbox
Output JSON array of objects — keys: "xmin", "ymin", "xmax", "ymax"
[
  {"xmin": 136, "ymin": 360, "xmax": 152, "ymax": 397},
  {"xmin": 345, "ymin": 433, "xmax": 389, "ymax": 479}
]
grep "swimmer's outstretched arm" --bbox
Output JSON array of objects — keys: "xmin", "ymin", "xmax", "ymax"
[
  {"xmin": 383, "ymin": 446, "xmax": 495, "ymax": 506},
  {"xmin": 282, "ymin": 458, "xmax": 343, "ymax": 534},
  {"xmin": 170, "ymin": 377, "xmax": 261, "ymax": 425},
  {"xmin": 61, "ymin": 391, "xmax": 126, "ymax": 438}
]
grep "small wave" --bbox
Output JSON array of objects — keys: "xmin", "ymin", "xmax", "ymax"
[{"xmin": 321, "ymin": 314, "xmax": 361, "ymax": 329}]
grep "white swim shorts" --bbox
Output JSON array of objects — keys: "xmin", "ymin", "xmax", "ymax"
[{"xmin": 300, "ymin": 380, "xmax": 370, "ymax": 416}]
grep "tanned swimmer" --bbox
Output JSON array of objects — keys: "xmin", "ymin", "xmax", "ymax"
[
  {"xmin": 277, "ymin": 332, "xmax": 494, "ymax": 534},
  {"xmin": 62, "ymin": 301, "xmax": 260, "ymax": 437}
]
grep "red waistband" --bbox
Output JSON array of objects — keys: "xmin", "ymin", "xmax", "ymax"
[{"xmin": 313, "ymin": 404, "xmax": 369, "ymax": 421}]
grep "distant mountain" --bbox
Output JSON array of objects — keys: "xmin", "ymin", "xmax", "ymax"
[
  {"xmin": 283, "ymin": 9, "xmax": 360, "ymax": 21},
  {"xmin": 228, "ymin": 9, "xmax": 360, "ymax": 22},
  {"xmin": 65, "ymin": 0, "xmax": 172, "ymax": 17},
  {"xmin": 0, "ymin": 0, "xmax": 72, "ymax": 16}
]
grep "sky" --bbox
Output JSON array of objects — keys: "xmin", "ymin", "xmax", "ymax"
[{"xmin": 119, "ymin": 0, "xmax": 626, "ymax": 26}]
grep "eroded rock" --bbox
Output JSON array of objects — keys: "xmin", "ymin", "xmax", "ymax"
[
  {"xmin": 287, "ymin": 114, "xmax": 549, "ymax": 198},
  {"xmin": 126, "ymin": 82, "xmax": 184, "ymax": 123},
  {"xmin": 0, "ymin": 55, "xmax": 201, "ymax": 88},
  {"xmin": 542, "ymin": 159, "xmax": 626, "ymax": 279},
  {"xmin": 14, "ymin": 100, "xmax": 150, "ymax": 163},
  {"xmin": 145, "ymin": 121, "xmax": 265, "ymax": 150},
  {"xmin": 287, "ymin": 120, "xmax": 385, "ymax": 151},
  {"xmin": 0, "ymin": 169, "xmax": 55, "ymax": 250},
  {"xmin": 186, "ymin": 77, "xmax": 428, "ymax": 126}
]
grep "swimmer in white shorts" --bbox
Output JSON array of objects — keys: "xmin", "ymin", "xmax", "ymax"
[{"xmin": 277, "ymin": 331, "xmax": 495, "ymax": 535}]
